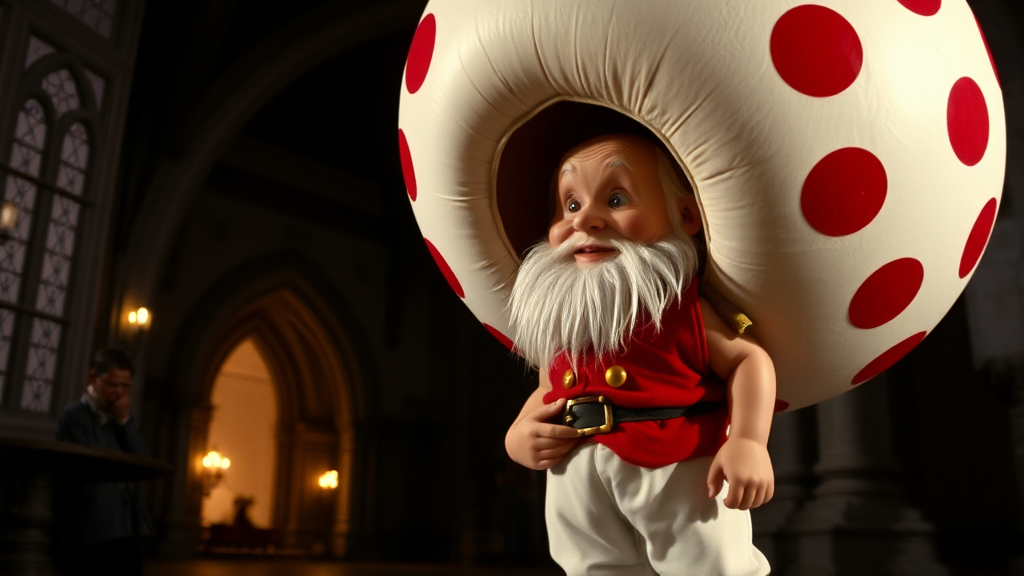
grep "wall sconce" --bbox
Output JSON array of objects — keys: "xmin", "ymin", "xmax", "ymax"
[
  {"xmin": 0, "ymin": 201, "xmax": 18, "ymax": 244},
  {"xmin": 318, "ymin": 470, "xmax": 338, "ymax": 490},
  {"xmin": 127, "ymin": 306, "xmax": 150, "ymax": 329},
  {"xmin": 202, "ymin": 450, "xmax": 231, "ymax": 497}
]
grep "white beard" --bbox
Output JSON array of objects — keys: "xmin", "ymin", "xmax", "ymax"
[{"xmin": 508, "ymin": 233, "xmax": 698, "ymax": 368}]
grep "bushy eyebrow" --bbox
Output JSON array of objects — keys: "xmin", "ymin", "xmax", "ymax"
[{"xmin": 559, "ymin": 157, "xmax": 632, "ymax": 180}]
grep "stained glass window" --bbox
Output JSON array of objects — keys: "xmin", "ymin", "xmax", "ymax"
[
  {"xmin": 20, "ymin": 319, "xmax": 60, "ymax": 411},
  {"xmin": 48, "ymin": 0, "xmax": 116, "ymax": 38},
  {"xmin": 25, "ymin": 37, "xmax": 56, "ymax": 69},
  {"xmin": 42, "ymin": 69, "xmax": 80, "ymax": 116},
  {"xmin": 0, "ymin": 100, "xmax": 47, "ymax": 401}
]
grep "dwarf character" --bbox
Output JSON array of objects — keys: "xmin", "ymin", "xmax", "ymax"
[{"xmin": 505, "ymin": 133, "xmax": 774, "ymax": 575}]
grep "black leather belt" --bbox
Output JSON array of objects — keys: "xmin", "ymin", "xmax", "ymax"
[{"xmin": 561, "ymin": 395, "xmax": 726, "ymax": 437}]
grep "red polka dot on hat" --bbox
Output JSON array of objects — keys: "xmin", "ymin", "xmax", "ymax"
[
  {"xmin": 399, "ymin": 129, "xmax": 417, "ymax": 201},
  {"xmin": 801, "ymin": 147, "xmax": 887, "ymax": 237},
  {"xmin": 896, "ymin": 0, "xmax": 940, "ymax": 16},
  {"xmin": 405, "ymin": 14, "xmax": 436, "ymax": 94},
  {"xmin": 483, "ymin": 323, "xmax": 514, "ymax": 350},
  {"xmin": 849, "ymin": 258, "xmax": 923, "ymax": 329},
  {"xmin": 852, "ymin": 332, "xmax": 927, "ymax": 385},
  {"xmin": 770, "ymin": 5, "xmax": 863, "ymax": 97},
  {"xmin": 959, "ymin": 197, "xmax": 997, "ymax": 279},
  {"xmin": 947, "ymin": 77, "xmax": 989, "ymax": 167},
  {"xmin": 425, "ymin": 238, "xmax": 465, "ymax": 298},
  {"xmin": 773, "ymin": 399, "xmax": 790, "ymax": 413}
]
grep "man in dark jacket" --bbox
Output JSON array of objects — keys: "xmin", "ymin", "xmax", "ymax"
[{"xmin": 55, "ymin": 347, "xmax": 151, "ymax": 576}]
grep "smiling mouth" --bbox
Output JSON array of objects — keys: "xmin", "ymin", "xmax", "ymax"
[{"xmin": 573, "ymin": 245, "xmax": 617, "ymax": 260}]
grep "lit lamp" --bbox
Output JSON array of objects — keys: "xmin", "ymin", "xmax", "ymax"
[
  {"xmin": 202, "ymin": 450, "xmax": 231, "ymax": 497},
  {"xmin": 127, "ymin": 306, "xmax": 150, "ymax": 329},
  {"xmin": 318, "ymin": 470, "xmax": 338, "ymax": 490},
  {"xmin": 0, "ymin": 201, "xmax": 18, "ymax": 244}
]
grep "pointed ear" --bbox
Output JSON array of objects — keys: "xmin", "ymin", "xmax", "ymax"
[{"xmin": 676, "ymin": 195, "xmax": 703, "ymax": 237}]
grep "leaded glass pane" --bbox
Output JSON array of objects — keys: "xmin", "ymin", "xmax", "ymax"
[
  {"xmin": 13, "ymin": 100, "xmax": 47, "ymax": 168},
  {"xmin": 20, "ymin": 319, "xmax": 61, "ymax": 412},
  {"xmin": 49, "ymin": 0, "xmax": 116, "ymax": 39},
  {"xmin": 0, "ymin": 237, "xmax": 29, "ymax": 304},
  {"xmin": 60, "ymin": 124, "xmax": 89, "ymax": 170},
  {"xmin": 41, "ymin": 70, "xmax": 80, "ymax": 116},
  {"xmin": 57, "ymin": 124, "xmax": 89, "ymax": 196},
  {"xmin": 83, "ymin": 69, "xmax": 105, "ymax": 110},
  {"xmin": 4, "ymin": 177, "xmax": 37, "ymax": 243},
  {"xmin": 25, "ymin": 37, "xmax": 56, "ymax": 69},
  {"xmin": 0, "ymin": 309, "xmax": 15, "ymax": 402},
  {"xmin": 36, "ymin": 197, "xmax": 80, "ymax": 316}
]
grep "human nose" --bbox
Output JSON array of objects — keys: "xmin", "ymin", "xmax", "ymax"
[{"xmin": 572, "ymin": 203, "xmax": 606, "ymax": 232}]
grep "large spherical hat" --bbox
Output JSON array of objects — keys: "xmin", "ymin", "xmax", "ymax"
[{"xmin": 397, "ymin": 0, "xmax": 1004, "ymax": 411}]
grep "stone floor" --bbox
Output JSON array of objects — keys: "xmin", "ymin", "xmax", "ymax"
[{"xmin": 146, "ymin": 560, "xmax": 562, "ymax": 576}]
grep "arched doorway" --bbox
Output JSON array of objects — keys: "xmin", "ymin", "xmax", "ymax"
[
  {"xmin": 201, "ymin": 338, "xmax": 278, "ymax": 529},
  {"xmin": 158, "ymin": 272, "xmax": 365, "ymax": 558}
]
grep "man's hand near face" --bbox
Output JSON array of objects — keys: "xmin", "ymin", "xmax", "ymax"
[{"xmin": 112, "ymin": 394, "xmax": 131, "ymax": 425}]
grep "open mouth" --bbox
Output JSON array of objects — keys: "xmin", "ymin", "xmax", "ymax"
[{"xmin": 574, "ymin": 245, "xmax": 617, "ymax": 258}]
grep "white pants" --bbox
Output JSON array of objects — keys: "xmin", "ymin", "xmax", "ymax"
[{"xmin": 546, "ymin": 443, "xmax": 770, "ymax": 576}]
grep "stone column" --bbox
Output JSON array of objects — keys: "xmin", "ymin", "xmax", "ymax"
[
  {"xmin": 751, "ymin": 407, "xmax": 815, "ymax": 568},
  {"xmin": 158, "ymin": 401, "xmax": 212, "ymax": 558},
  {"xmin": 785, "ymin": 376, "xmax": 947, "ymax": 576}
]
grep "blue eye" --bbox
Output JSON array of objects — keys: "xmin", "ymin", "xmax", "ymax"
[
  {"xmin": 609, "ymin": 193, "xmax": 630, "ymax": 208},
  {"xmin": 567, "ymin": 197, "xmax": 581, "ymax": 212}
]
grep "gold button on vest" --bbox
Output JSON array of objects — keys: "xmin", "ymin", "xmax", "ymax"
[
  {"xmin": 562, "ymin": 369, "xmax": 576, "ymax": 389},
  {"xmin": 605, "ymin": 365, "xmax": 627, "ymax": 388}
]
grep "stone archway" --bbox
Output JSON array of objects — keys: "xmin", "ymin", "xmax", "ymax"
[
  {"xmin": 152, "ymin": 254, "xmax": 374, "ymax": 559},
  {"xmin": 194, "ymin": 287, "xmax": 357, "ymax": 555}
]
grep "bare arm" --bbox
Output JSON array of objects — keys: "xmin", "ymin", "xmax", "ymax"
[
  {"xmin": 505, "ymin": 368, "xmax": 581, "ymax": 470},
  {"xmin": 701, "ymin": 297, "xmax": 776, "ymax": 510}
]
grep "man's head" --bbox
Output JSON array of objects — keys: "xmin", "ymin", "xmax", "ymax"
[
  {"xmin": 88, "ymin": 348, "xmax": 134, "ymax": 410},
  {"xmin": 509, "ymin": 134, "xmax": 703, "ymax": 367},
  {"xmin": 547, "ymin": 133, "xmax": 702, "ymax": 262}
]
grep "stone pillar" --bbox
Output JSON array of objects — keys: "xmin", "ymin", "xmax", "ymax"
[
  {"xmin": 158, "ymin": 402, "xmax": 212, "ymax": 558},
  {"xmin": 751, "ymin": 408, "xmax": 815, "ymax": 568},
  {"xmin": 785, "ymin": 376, "xmax": 947, "ymax": 576}
]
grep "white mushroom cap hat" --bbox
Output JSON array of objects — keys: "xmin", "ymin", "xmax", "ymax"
[{"xmin": 397, "ymin": 0, "xmax": 1005, "ymax": 411}]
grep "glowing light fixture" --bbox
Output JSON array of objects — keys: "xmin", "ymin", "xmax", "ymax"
[
  {"xmin": 202, "ymin": 450, "xmax": 231, "ymax": 496},
  {"xmin": 318, "ymin": 470, "xmax": 339, "ymax": 490},
  {"xmin": 127, "ymin": 307, "xmax": 150, "ymax": 327}
]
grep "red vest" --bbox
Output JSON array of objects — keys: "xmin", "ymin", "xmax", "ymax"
[{"xmin": 543, "ymin": 280, "xmax": 728, "ymax": 468}]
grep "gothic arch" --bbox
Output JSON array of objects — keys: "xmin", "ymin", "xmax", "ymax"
[{"xmin": 154, "ymin": 251, "xmax": 376, "ymax": 557}]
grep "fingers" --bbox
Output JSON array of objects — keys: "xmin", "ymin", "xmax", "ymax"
[
  {"xmin": 536, "ymin": 422, "xmax": 583, "ymax": 440},
  {"xmin": 720, "ymin": 479, "xmax": 773, "ymax": 510},
  {"xmin": 706, "ymin": 462, "xmax": 725, "ymax": 500},
  {"xmin": 530, "ymin": 397, "xmax": 566, "ymax": 421}
]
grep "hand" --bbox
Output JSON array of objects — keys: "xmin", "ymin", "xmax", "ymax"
[
  {"xmin": 112, "ymin": 394, "xmax": 130, "ymax": 425},
  {"xmin": 505, "ymin": 398, "xmax": 581, "ymax": 470},
  {"xmin": 707, "ymin": 436, "xmax": 774, "ymax": 510}
]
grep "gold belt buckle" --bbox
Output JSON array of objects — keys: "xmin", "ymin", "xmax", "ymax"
[{"xmin": 564, "ymin": 395, "xmax": 614, "ymax": 437}]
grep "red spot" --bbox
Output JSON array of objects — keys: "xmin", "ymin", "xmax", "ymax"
[
  {"xmin": 974, "ymin": 14, "xmax": 1000, "ymax": 87},
  {"xmin": 852, "ymin": 332, "xmax": 927, "ymax": 385},
  {"xmin": 405, "ymin": 14, "xmax": 436, "ymax": 94},
  {"xmin": 801, "ymin": 148, "xmax": 887, "ymax": 236},
  {"xmin": 849, "ymin": 259, "xmax": 924, "ymax": 329},
  {"xmin": 947, "ymin": 77, "xmax": 989, "ymax": 166},
  {"xmin": 399, "ymin": 129, "xmax": 417, "ymax": 201},
  {"xmin": 483, "ymin": 323, "xmax": 514, "ymax": 351},
  {"xmin": 773, "ymin": 399, "xmax": 790, "ymax": 413},
  {"xmin": 896, "ymin": 0, "xmax": 940, "ymax": 16},
  {"xmin": 959, "ymin": 198, "xmax": 998, "ymax": 278},
  {"xmin": 425, "ymin": 238, "xmax": 464, "ymax": 298},
  {"xmin": 770, "ymin": 5, "xmax": 863, "ymax": 97}
]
